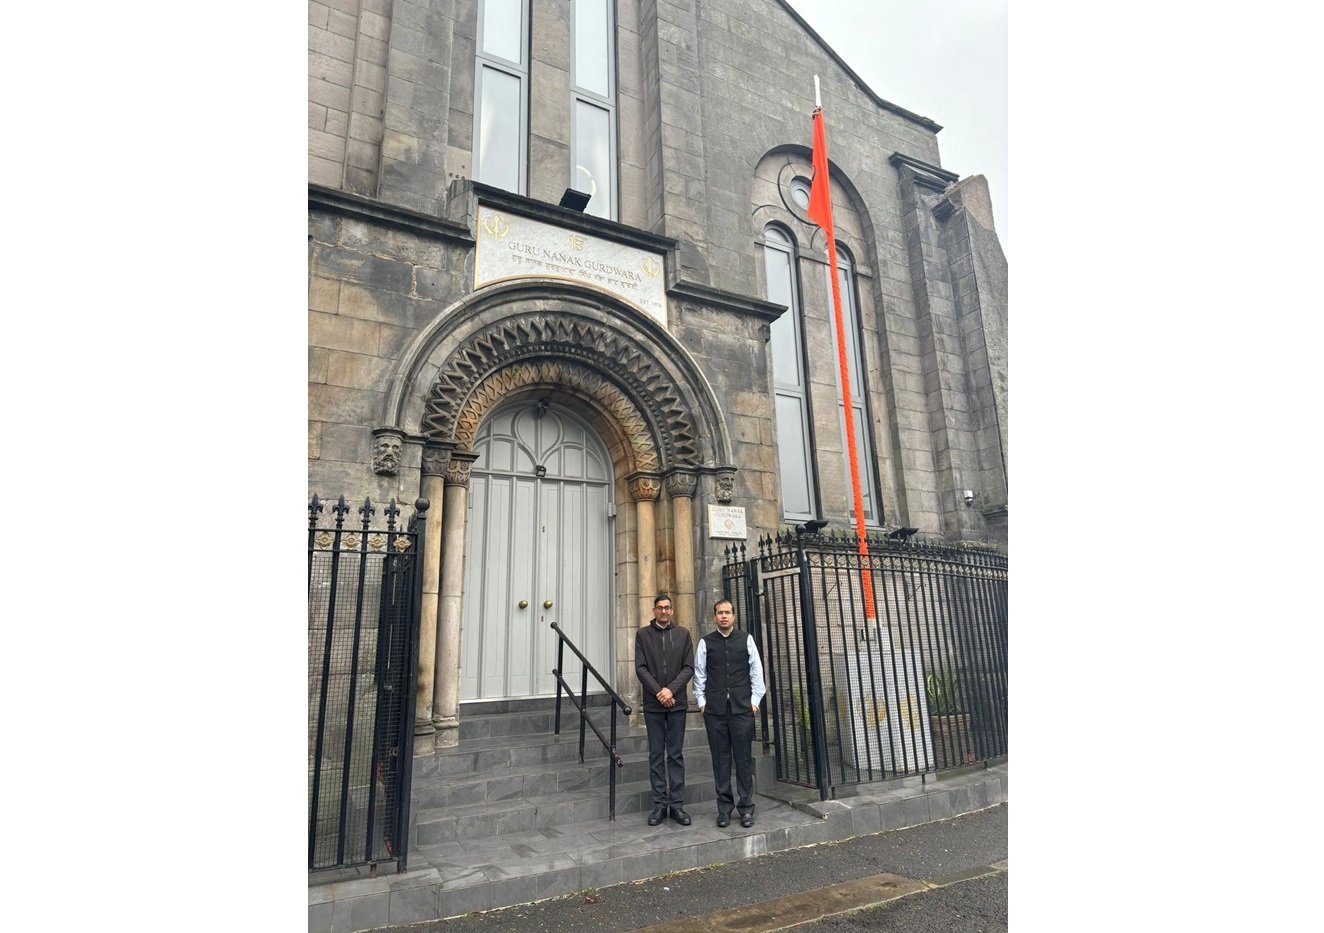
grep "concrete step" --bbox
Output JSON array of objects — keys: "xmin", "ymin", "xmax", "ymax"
[
  {"xmin": 412, "ymin": 743, "xmax": 723, "ymax": 811},
  {"xmin": 412, "ymin": 772, "xmax": 725, "ymax": 846},
  {"xmin": 309, "ymin": 763, "xmax": 1010, "ymax": 933}
]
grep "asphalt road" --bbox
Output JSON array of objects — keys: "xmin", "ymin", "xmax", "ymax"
[
  {"xmin": 799, "ymin": 871, "xmax": 1007, "ymax": 932},
  {"xmin": 368, "ymin": 803, "xmax": 1007, "ymax": 933}
]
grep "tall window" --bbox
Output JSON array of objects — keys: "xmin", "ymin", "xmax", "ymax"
[
  {"xmin": 763, "ymin": 226, "xmax": 817, "ymax": 522},
  {"xmin": 828, "ymin": 247, "xmax": 880, "ymax": 524},
  {"xmin": 571, "ymin": 0, "xmax": 617, "ymax": 219},
  {"xmin": 474, "ymin": 0, "xmax": 529, "ymax": 194}
]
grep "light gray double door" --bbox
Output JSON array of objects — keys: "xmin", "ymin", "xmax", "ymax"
[{"xmin": 461, "ymin": 403, "xmax": 614, "ymax": 700}]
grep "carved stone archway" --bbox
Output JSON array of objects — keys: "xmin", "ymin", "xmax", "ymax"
[{"xmin": 387, "ymin": 281, "xmax": 733, "ymax": 748}]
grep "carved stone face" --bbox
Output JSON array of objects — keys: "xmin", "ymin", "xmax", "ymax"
[
  {"xmin": 372, "ymin": 436, "xmax": 403, "ymax": 476},
  {"xmin": 716, "ymin": 472, "xmax": 735, "ymax": 503}
]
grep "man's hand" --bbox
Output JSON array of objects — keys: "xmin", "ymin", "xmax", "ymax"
[
  {"xmin": 657, "ymin": 687, "xmax": 674, "ymax": 707},
  {"xmin": 752, "ymin": 705, "xmax": 759, "ymax": 714},
  {"xmin": 698, "ymin": 704, "xmax": 705, "ymax": 715}
]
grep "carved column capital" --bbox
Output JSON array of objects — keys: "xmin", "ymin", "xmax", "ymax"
[
  {"xmin": 628, "ymin": 472, "xmax": 662, "ymax": 502},
  {"xmin": 445, "ymin": 451, "xmax": 481, "ymax": 488},
  {"xmin": 714, "ymin": 468, "xmax": 737, "ymax": 504},
  {"xmin": 665, "ymin": 470, "xmax": 698, "ymax": 499},
  {"xmin": 371, "ymin": 428, "xmax": 407, "ymax": 477},
  {"xmin": 420, "ymin": 442, "xmax": 454, "ymax": 478}
]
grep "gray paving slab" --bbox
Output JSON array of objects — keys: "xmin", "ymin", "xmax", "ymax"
[{"xmin": 312, "ymin": 709, "xmax": 1005, "ymax": 931}]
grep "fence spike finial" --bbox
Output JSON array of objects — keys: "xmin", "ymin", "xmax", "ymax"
[
  {"xmin": 332, "ymin": 495, "xmax": 350, "ymax": 526},
  {"xmin": 359, "ymin": 496, "xmax": 375, "ymax": 528},
  {"xmin": 309, "ymin": 494, "xmax": 323, "ymax": 528},
  {"xmin": 385, "ymin": 498, "xmax": 401, "ymax": 531}
]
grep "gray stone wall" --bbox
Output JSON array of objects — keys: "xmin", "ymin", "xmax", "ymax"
[
  {"xmin": 308, "ymin": 199, "xmax": 474, "ymax": 508},
  {"xmin": 307, "ymin": 0, "xmax": 1008, "ymax": 547},
  {"xmin": 309, "ymin": 0, "xmax": 393, "ymax": 195}
]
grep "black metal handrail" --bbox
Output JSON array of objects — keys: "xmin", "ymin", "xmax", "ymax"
[{"xmin": 549, "ymin": 622, "xmax": 632, "ymax": 820}]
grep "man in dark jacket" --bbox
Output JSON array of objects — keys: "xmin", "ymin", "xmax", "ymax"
[
  {"xmin": 694, "ymin": 598, "xmax": 765, "ymax": 828},
  {"xmin": 635, "ymin": 593, "xmax": 695, "ymax": 826}
]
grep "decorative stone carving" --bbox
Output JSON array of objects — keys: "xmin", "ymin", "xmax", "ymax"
[
  {"xmin": 715, "ymin": 470, "xmax": 736, "ymax": 503},
  {"xmin": 628, "ymin": 473, "xmax": 662, "ymax": 502},
  {"xmin": 421, "ymin": 314, "xmax": 699, "ymax": 469},
  {"xmin": 420, "ymin": 444, "xmax": 452, "ymax": 477},
  {"xmin": 445, "ymin": 452, "xmax": 480, "ymax": 488},
  {"xmin": 454, "ymin": 359, "xmax": 661, "ymax": 473},
  {"xmin": 371, "ymin": 430, "xmax": 405, "ymax": 476},
  {"xmin": 666, "ymin": 470, "xmax": 697, "ymax": 499}
]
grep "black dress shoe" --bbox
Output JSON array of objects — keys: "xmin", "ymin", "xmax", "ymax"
[
  {"xmin": 670, "ymin": 808, "xmax": 692, "ymax": 826},
  {"xmin": 716, "ymin": 813, "xmax": 730, "ymax": 828},
  {"xmin": 740, "ymin": 814, "xmax": 754, "ymax": 828},
  {"xmin": 647, "ymin": 807, "xmax": 667, "ymax": 826}
]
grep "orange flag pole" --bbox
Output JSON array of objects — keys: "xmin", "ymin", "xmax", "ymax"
[{"xmin": 807, "ymin": 77, "xmax": 876, "ymax": 621}]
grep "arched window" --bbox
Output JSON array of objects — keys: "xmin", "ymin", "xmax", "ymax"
[
  {"xmin": 827, "ymin": 247, "xmax": 880, "ymax": 524},
  {"xmin": 763, "ymin": 225, "xmax": 818, "ymax": 522}
]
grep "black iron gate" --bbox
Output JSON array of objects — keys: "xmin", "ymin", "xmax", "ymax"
[
  {"xmin": 724, "ymin": 530, "xmax": 1008, "ymax": 799},
  {"xmin": 308, "ymin": 494, "xmax": 428, "ymax": 873}
]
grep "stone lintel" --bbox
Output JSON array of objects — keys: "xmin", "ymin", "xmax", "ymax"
[{"xmin": 309, "ymin": 183, "xmax": 473, "ymax": 244}]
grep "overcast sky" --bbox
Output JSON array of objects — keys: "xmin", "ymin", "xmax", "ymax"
[{"xmin": 783, "ymin": 0, "xmax": 1009, "ymax": 256}]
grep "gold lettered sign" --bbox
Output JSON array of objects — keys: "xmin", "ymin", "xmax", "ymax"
[{"xmin": 475, "ymin": 206, "xmax": 668, "ymax": 326}]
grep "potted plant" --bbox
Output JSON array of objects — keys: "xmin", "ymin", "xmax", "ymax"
[{"xmin": 925, "ymin": 670, "xmax": 975, "ymax": 769}]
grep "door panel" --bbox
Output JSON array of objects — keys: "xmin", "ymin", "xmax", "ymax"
[{"xmin": 461, "ymin": 404, "xmax": 613, "ymax": 701}]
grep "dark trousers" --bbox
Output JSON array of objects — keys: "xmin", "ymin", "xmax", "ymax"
[
  {"xmin": 644, "ymin": 709, "xmax": 687, "ymax": 808},
  {"xmin": 704, "ymin": 703, "xmax": 755, "ymax": 816}
]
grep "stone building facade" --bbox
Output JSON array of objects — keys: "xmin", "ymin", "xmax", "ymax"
[{"xmin": 308, "ymin": 0, "xmax": 1008, "ymax": 748}]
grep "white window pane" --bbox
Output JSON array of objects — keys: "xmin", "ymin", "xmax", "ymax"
[
  {"xmin": 478, "ymin": 67, "xmax": 521, "ymax": 191},
  {"xmin": 764, "ymin": 243, "xmax": 801, "ymax": 387},
  {"xmin": 775, "ymin": 394, "xmax": 814, "ymax": 518},
  {"xmin": 481, "ymin": 0, "xmax": 525, "ymax": 64},
  {"xmin": 573, "ymin": 0, "xmax": 611, "ymax": 97},
  {"xmin": 840, "ymin": 401, "xmax": 875, "ymax": 522},
  {"xmin": 790, "ymin": 177, "xmax": 811, "ymax": 209},
  {"xmin": 826, "ymin": 264, "xmax": 864, "ymax": 395},
  {"xmin": 573, "ymin": 100, "xmax": 612, "ymax": 218}
]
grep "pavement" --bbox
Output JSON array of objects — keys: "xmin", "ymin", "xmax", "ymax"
[{"xmin": 362, "ymin": 802, "xmax": 1007, "ymax": 932}]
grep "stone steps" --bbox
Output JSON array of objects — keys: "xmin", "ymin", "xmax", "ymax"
[{"xmin": 309, "ymin": 702, "xmax": 1009, "ymax": 933}]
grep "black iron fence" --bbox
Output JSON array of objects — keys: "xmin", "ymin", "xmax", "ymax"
[
  {"xmin": 308, "ymin": 495, "xmax": 428, "ymax": 873},
  {"xmin": 724, "ymin": 530, "xmax": 1007, "ymax": 799}
]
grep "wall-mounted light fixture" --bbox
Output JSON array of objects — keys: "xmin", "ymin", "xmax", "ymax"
[
  {"xmin": 559, "ymin": 187, "xmax": 591, "ymax": 212},
  {"xmin": 963, "ymin": 489, "xmax": 975, "ymax": 506}
]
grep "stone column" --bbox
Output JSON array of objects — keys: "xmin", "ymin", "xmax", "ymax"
[
  {"xmin": 666, "ymin": 470, "xmax": 699, "ymax": 649},
  {"xmin": 629, "ymin": 472, "xmax": 662, "ymax": 628},
  {"xmin": 413, "ymin": 443, "xmax": 450, "ymax": 745},
  {"xmin": 433, "ymin": 450, "xmax": 479, "ymax": 749}
]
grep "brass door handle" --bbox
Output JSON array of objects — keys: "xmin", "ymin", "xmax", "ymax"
[
  {"xmin": 518, "ymin": 599, "xmax": 529, "ymax": 609},
  {"xmin": 543, "ymin": 599, "xmax": 554, "ymax": 609}
]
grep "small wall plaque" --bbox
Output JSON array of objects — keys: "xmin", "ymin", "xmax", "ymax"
[{"xmin": 707, "ymin": 505, "xmax": 747, "ymax": 540}]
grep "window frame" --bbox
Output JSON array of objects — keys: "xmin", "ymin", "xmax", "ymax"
[
  {"xmin": 473, "ymin": 0, "xmax": 530, "ymax": 195},
  {"xmin": 569, "ymin": 0, "xmax": 618, "ymax": 220},
  {"xmin": 827, "ymin": 245, "xmax": 882, "ymax": 526},
  {"xmin": 762, "ymin": 224, "xmax": 820, "ymax": 523}
]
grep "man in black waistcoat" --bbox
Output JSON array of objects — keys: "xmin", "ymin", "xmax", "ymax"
[
  {"xmin": 635, "ymin": 593, "xmax": 695, "ymax": 826},
  {"xmin": 693, "ymin": 598, "xmax": 766, "ymax": 828}
]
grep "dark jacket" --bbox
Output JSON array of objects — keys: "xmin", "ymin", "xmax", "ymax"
[{"xmin": 635, "ymin": 620, "xmax": 694, "ymax": 713}]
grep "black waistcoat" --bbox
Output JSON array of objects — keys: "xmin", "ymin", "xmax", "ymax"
[{"xmin": 703, "ymin": 630, "xmax": 752, "ymax": 713}]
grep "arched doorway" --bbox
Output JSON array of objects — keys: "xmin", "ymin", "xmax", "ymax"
[{"xmin": 460, "ymin": 401, "xmax": 614, "ymax": 700}]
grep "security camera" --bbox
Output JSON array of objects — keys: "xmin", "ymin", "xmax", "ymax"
[{"xmin": 962, "ymin": 489, "xmax": 975, "ymax": 506}]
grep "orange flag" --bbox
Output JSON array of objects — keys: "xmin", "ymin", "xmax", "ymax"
[{"xmin": 807, "ymin": 103, "xmax": 876, "ymax": 620}]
